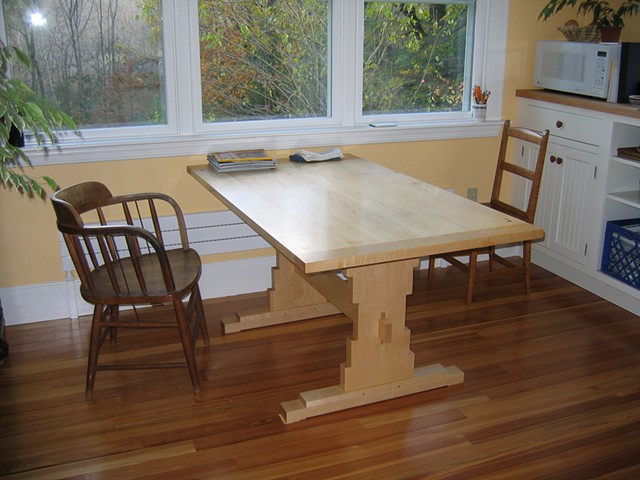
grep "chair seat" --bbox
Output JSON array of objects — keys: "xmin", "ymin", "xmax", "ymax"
[{"xmin": 81, "ymin": 248, "xmax": 202, "ymax": 304}]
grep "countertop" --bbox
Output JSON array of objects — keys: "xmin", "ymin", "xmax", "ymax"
[{"xmin": 516, "ymin": 89, "xmax": 640, "ymax": 120}]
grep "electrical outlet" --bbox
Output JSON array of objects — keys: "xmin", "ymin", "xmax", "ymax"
[{"xmin": 467, "ymin": 187, "xmax": 478, "ymax": 202}]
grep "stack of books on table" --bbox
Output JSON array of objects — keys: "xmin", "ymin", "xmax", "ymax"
[{"xmin": 207, "ymin": 149, "xmax": 277, "ymax": 172}]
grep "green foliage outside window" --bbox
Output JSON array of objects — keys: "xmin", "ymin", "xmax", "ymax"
[
  {"xmin": 198, "ymin": 0, "xmax": 329, "ymax": 122},
  {"xmin": 363, "ymin": 2, "xmax": 469, "ymax": 114},
  {"xmin": 197, "ymin": 0, "xmax": 472, "ymax": 122}
]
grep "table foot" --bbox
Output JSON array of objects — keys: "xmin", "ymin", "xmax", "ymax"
[{"xmin": 279, "ymin": 364, "xmax": 464, "ymax": 424}]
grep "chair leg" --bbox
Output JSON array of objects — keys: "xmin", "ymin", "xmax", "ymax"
[
  {"xmin": 523, "ymin": 241, "xmax": 532, "ymax": 294},
  {"xmin": 466, "ymin": 251, "xmax": 478, "ymax": 304},
  {"xmin": 174, "ymin": 298, "xmax": 202, "ymax": 394},
  {"xmin": 109, "ymin": 305, "xmax": 119, "ymax": 345},
  {"xmin": 194, "ymin": 286, "xmax": 209, "ymax": 346},
  {"xmin": 86, "ymin": 304, "xmax": 105, "ymax": 399},
  {"xmin": 428, "ymin": 256, "xmax": 436, "ymax": 282}
]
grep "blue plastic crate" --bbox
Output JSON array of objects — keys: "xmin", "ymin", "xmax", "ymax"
[{"xmin": 601, "ymin": 218, "xmax": 640, "ymax": 289}]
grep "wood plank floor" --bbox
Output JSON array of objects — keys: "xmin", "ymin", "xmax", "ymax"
[{"xmin": 2, "ymin": 265, "xmax": 640, "ymax": 479}]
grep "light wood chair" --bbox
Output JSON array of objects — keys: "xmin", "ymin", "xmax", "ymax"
[
  {"xmin": 51, "ymin": 182, "xmax": 209, "ymax": 397},
  {"xmin": 428, "ymin": 120, "xmax": 550, "ymax": 303}
]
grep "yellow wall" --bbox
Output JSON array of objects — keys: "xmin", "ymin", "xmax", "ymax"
[{"xmin": 2, "ymin": 0, "xmax": 639, "ymax": 289}]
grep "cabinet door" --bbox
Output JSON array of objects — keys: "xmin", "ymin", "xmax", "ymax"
[
  {"xmin": 541, "ymin": 145, "xmax": 598, "ymax": 265},
  {"xmin": 511, "ymin": 140, "xmax": 555, "ymax": 249},
  {"xmin": 534, "ymin": 146, "xmax": 557, "ymax": 250}
]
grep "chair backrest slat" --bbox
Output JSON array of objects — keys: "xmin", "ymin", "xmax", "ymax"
[{"xmin": 490, "ymin": 120, "xmax": 550, "ymax": 224}]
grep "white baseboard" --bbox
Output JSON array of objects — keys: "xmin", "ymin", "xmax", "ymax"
[{"xmin": 0, "ymin": 255, "xmax": 276, "ymax": 326}]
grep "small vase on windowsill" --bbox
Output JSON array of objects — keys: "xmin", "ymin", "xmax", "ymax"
[{"xmin": 472, "ymin": 104, "xmax": 487, "ymax": 122}]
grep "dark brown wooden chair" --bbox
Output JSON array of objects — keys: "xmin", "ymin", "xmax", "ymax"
[
  {"xmin": 51, "ymin": 182, "xmax": 209, "ymax": 397},
  {"xmin": 428, "ymin": 120, "xmax": 550, "ymax": 303}
]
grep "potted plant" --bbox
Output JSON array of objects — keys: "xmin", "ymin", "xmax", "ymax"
[
  {"xmin": 1, "ymin": 41, "xmax": 78, "ymax": 197},
  {"xmin": 539, "ymin": 0, "xmax": 640, "ymax": 42},
  {"xmin": 1, "ymin": 40, "xmax": 79, "ymax": 362}
]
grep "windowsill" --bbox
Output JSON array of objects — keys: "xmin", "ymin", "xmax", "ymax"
[{"xmin": 25, "ymin": 120, "xmax": 504, "ymax": 166}]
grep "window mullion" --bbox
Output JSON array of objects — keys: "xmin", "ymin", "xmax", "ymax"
[
  {"xmin": 332, "ymin": 0, "xmax": 359, "ymax": 127},
  {"xmin": 170, "ymin": 0, "xmax": 196, "ymax": 134}
]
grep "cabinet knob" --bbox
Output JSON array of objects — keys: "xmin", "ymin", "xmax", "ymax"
[
  {"xmin": 556, "ymin": 157, "xmax": 563, "ymax": 165},
  {"xmin": 550, "ymin": 155, "xmax": 556, "ymax": 163},
  {"xmin": 555, "ymin": 120, "xmax": 563, "ymax": 128}
]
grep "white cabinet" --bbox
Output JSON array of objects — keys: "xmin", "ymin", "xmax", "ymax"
[
  {"xmin": 517, "ymin": 93, "xmax": 640, "ymax": 318},
  {"xmin": 518, "ymin": 102, "xmax": 600, "ymax": 266}
]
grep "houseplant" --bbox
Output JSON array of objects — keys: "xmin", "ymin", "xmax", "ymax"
[
  {"xmin": 539, "ymin": 0, "xmax": 640, "ymax": 42},
  {"xmin": 1, "ymin": 41, "xmax": 78, "ymax": 198},
  {"xmin": 1, "ymin": 40, "xmax": 78, "ymax": 362}
]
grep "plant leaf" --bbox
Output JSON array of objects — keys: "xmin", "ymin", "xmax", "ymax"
[{"xmin": 43, "ymin": 176, "xmax": 58, "ymax": 190}]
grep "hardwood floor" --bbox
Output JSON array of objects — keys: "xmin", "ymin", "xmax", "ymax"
[{"xmin": 2, "ymin": 265, "xmax": 640, "ymax": 479}]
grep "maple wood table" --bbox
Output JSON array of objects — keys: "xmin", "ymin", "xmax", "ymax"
[{"xmin": 188, "ymin": 156, "xmax": 543, "ymax": 423}]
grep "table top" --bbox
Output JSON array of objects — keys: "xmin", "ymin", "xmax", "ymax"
[{"xmin": 188, "ymin": 156, "xmax": 543, "ymax": 274}]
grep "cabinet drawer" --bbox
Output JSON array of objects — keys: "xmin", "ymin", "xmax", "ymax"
[{"xmin": 523, "ymin": 104, "xmax": 603, "ymax": 146}]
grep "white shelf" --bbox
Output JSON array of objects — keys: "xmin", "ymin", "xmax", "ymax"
[
  {"xmin": 607, "ymin": 190, "xmax": 640, "ymax": 209},
  {"xmin": 612, "ymin": 155, "xmax": 640, "ymax": 168}
]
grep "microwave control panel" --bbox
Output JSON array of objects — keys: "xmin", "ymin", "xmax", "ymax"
[{"xmin": 592, "ymin": 51, "xmax": 609, "ymax": 96}]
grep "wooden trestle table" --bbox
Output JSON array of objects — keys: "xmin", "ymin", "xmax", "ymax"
[{"xmin": 188, "ymin": 156, "xmax": 543, "ymax": 423}]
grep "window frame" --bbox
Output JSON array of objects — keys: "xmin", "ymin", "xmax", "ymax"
[{"xmin": 4, "ymin": 0, "xmax": 509, "ymax": 166}]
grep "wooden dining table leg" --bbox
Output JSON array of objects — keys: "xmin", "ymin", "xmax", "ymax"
[{"xmin": 280, "ymin": 258, "xmax": 464, "ymax": 424}]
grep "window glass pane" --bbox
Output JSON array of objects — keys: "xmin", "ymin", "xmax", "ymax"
[
  {"xmin": 198, "ymin": 0, "xmax": 329, "ymax": 123},
  {"xmin": 363, "ymin": 1, "xmax": 471, "ymax": 115},
  {"xmin": 3, "ymin": 0, "xmax": 166, "ymax": 129}
]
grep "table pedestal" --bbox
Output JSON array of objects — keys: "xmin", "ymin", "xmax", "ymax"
[{"xmin": 222, "ymin": 252, "xmax": 464, "ymax": 423}]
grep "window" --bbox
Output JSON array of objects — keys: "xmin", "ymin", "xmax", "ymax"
[
  {"xmin": 2, "ymin": 0, "xmax": 166, "ymax": 130},
  {"xmin": 198, "ymin": 0, "xmax": 330, "ymax": 123},
  {"xmin": 362, "ymin": 2, "xmax": 474, "ymax": 117},
  {"xmin": 0, "ymin": 0, "xmax": 508, "ymax": 164}
]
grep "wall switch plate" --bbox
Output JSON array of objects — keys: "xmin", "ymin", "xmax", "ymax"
[{"xmin": 467, "ymin": 187, "xmax": 478, "ymax": 202}]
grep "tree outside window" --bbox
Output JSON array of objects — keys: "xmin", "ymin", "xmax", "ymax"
[
  {"xmin": 3, "ymin": 0, "xmax": 166, "ymax": 129},
  {"xmin": 198, "ymin": 0, "xmax": 329, "ymax": 123},
  {"xmin": 363, "ymin": 2, "xmax": 472, "ymax": 115}
]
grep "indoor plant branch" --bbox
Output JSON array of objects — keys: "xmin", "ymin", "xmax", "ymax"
[
  {"xmin": 539, "ymin": 0, "xmax": 640, "ymax": 28},
  {"xmin": 1, "ymin": 41, "xmax": 78, "ymax": 197}
]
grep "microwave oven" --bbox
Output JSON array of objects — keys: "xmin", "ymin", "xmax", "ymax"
[{"xmin": 534, "ymin": 40, "xmax": 640, "ymax": 103}]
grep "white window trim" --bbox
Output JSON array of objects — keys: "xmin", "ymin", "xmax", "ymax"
[{"xmin": 19, "ymin": 0, "xmax": 508, "ymax": 166}]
